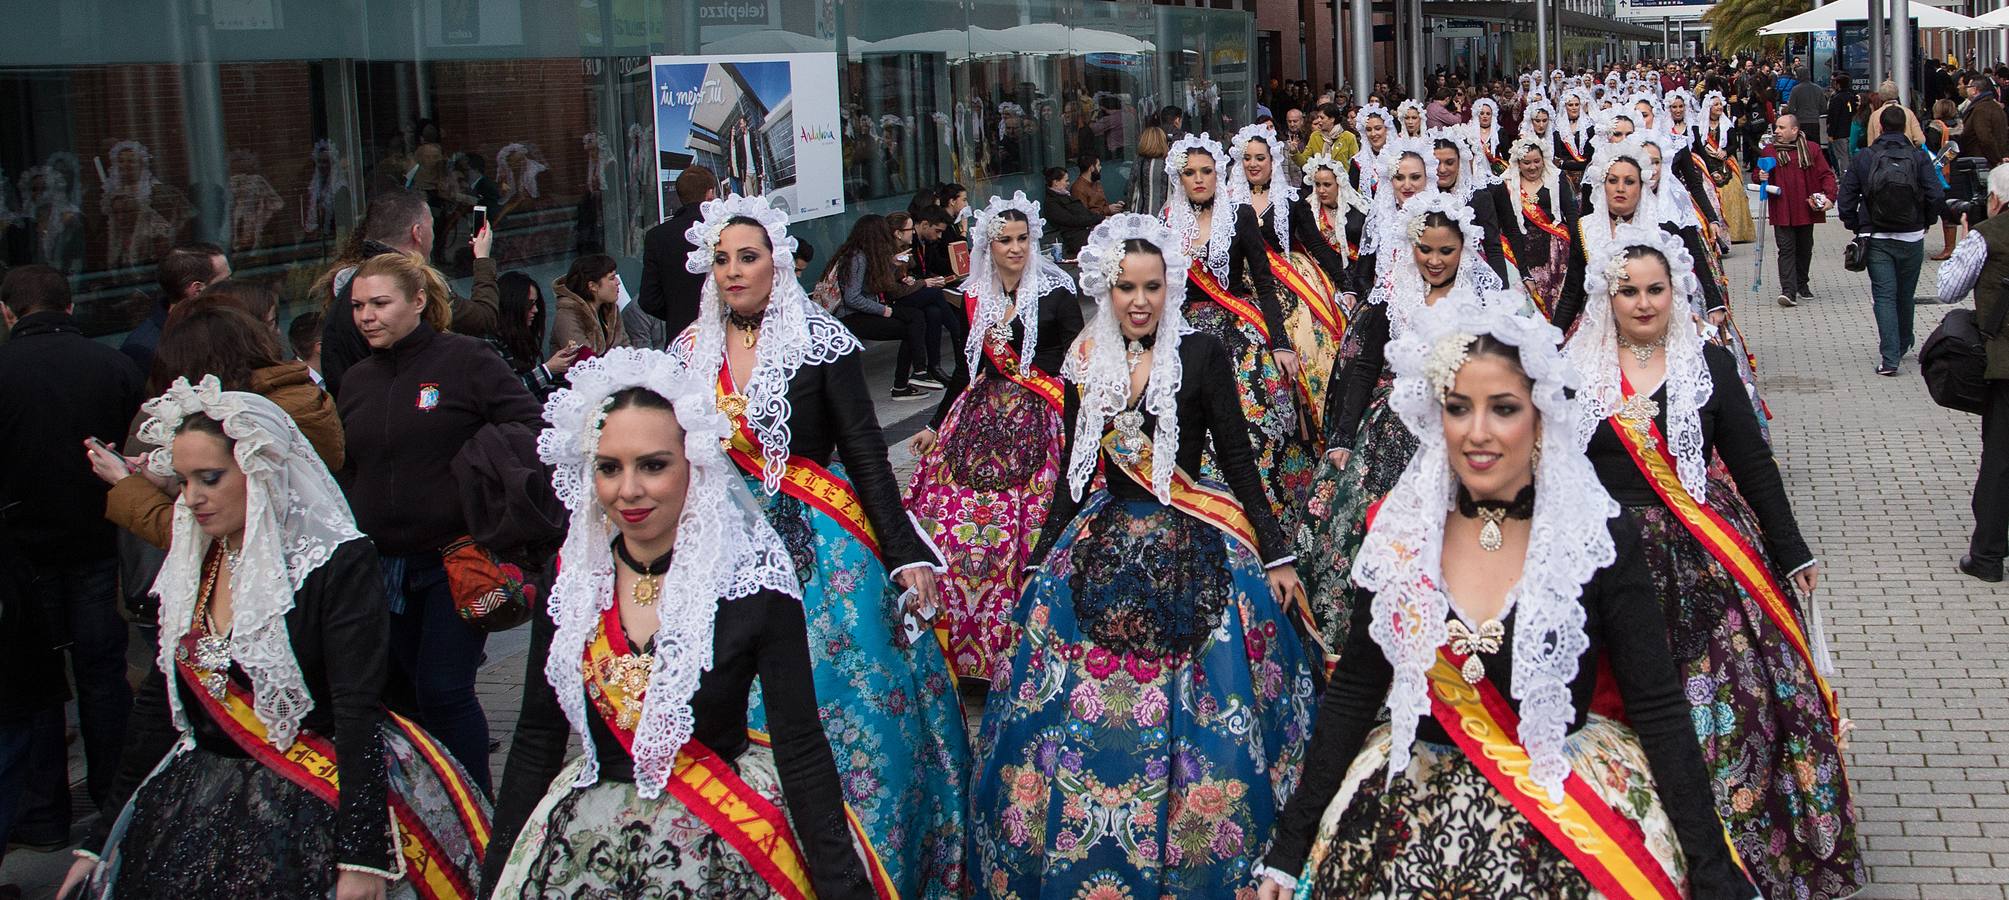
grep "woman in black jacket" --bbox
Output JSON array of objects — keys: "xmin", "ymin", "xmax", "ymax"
[
  {"xmin": 338, "ymin": 249, "xmax": 545, "ymax": 793},
  {"xmin": 60, "ymin": 384, "xmax": 486, "ymax": 900}
]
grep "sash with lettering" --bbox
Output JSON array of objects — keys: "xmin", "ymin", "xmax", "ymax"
[
  {"xmin": 1185, "ymin": 265, "xmax": 1319, "ymax": 426},
  {"xmin": 173, "ymin": 630, "xmax": 488, "ymax": 900},
  {"xmin": 1424, "ymin": 644, "xmax": 1684, "ymax": 899},
  {"xmin": 1098, "ymin": 431, "xmax": 1331, "ymax": 660},
  {"xmin": 1263, "ymin": 246, "xmax": 1348, "ymax": 344},
  {"xmin": 715, "ymin": 365, "xmax": 881, "ymax": 559},
  {"xmin": 962, "ymin": 293, "xmax": 1064, "ymax": 414},
  {"xmin": 1607, "ymin": 371, "xmax": 1840, "ymax": 727},
  {"xmin": 581, "ymin": 605, "xmax": 898, "ymax": 899}
]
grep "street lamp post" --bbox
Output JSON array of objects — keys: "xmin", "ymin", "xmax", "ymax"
[
  {"xmin": 1537, "ymin": 0, "xmax": 1550, "ymax": 79},
  {"xmin": 1892, "ymin": 0, "xmax": 1911, "ymax": 104},
  {"xmin": 1351, "ymin": 0, "xmax": 1371, "ymax": 103},
  {"xmin": 1869, "ymin": 0, "xmax": 1886, "ymax": 90}
]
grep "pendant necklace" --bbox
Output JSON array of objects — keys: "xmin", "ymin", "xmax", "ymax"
[
  {"xmin": 1111, "ymin": 339, "xmax": 1151, "ymax": 464},
  {"xmin": 727, "ymin": 309, "xmax": 763, "ymax": 349},
  {"xmin": 190, "ymin": 543, "xmax": 233, "ymax": 699},
  {"xmin": 1455, "ymin": 483, "xmax": 1535, "ymax": 553},
  {"xmin": 612, "ymin": 536, "xmax": 674, "ymax": 607},
  {"xmin": 1619, "ymin": 334, "xmax": 1663, "ymax": 364}
]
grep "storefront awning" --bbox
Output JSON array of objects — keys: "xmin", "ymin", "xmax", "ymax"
[{"xmin": 1419, "ymin": 3, "xmax": 1664, "ymax": 40}]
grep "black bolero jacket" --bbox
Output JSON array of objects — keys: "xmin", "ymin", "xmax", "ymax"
[
  {"xmin": 84, "ymin": 539, "xmax": 400, "ymax": 874},
  {"xmin": 1190, "ymin": 204, "xmax": 1291, "ymax": 350},
  {"xmin": 929, "ymin": 283, "xmax": 1085, "ymax": 430},
  {"xmin": 1257, "ymin": 196, "xmax": 1349, "ymax": 286},
  {"xmin": 1264, "ymin": 517, "xmax": 1757, "ymax": 898},
  {"xmin": 1028, "ymin": 332, "xmax": 1292, "ymax": 567}
]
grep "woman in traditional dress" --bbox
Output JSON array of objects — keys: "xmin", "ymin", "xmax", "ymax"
[
  {"xmin": 1467, "ymin": 97, "xmax": 1506, "ymax": 175},
  {"xmin": 1553, "ymin": 136, "xmax": 1723, "ymax": 336},
  {"xmin": 1163, "ymin": 133, "xmax": 1314, "ymax": 536},
  {"xmin": 668, "ymin": 195, "xmax": 970, "ymax": 898},
  {"xmin": 1701, "ymin": 91, "xmax": 1758, "ymax": 244},
  {"xmin": 1498, "ymin": 134, "xmax": 1577, "ymax": 319},
  {"xmin": 1297, "ymin": 189, "xmax": 1504, "ymax": 656},
  {"xmin": 1396, "ymin": 98, "xmax": 1428, "ymax": 139},
  {"xmin": 1564, "ymin": 226, "xmax": 1864, "ymax": 899},
  {"xmin": 1300, "ymin": 152, "xmax": 1370, "ymax": 296},
  {"xmin": 1349, "ymin": 104, "xmax": 1394, "ymax": 196},
  {"xmin": 1231, "ymin": 123, "xmax": 1352, "ymax": 440},
  {"xmin": 488, "ymin": 350, "xmax": 881, "ymax": 898},
  {"xmin": 970, "ymin": 214, "xmax": 1317, "ymax": 898},
  {"xmin": 1556, "ymin": 89, "xmax": 1596, "ymax": 178},
  {"xmin": 60, "ymin": 381, "xmax": 487, "ymax": 900},
  {"xmin": 1255, "ymin": 295, "xmax": 1760, "ymax": 900},
  {"xmin": 903, "ymin": 191, "xmax": 1083, "ymax": 689},
  {"xmin": 1426, "ymin": 127, "xmax": 1510, "ymax": 285}
]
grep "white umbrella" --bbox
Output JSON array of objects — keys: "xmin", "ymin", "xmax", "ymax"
[
  {"xmin": 991, "ymin": 23, "xmax": 1155, "ymax": 55},
  {"xmin": 1759, "ymin": 0, "xmax": 1990, "ymax": 34},
  {"xmin": 854, "ymin": 27, "xmax": 1014, "ymax": 59},
  {"xmin": 1975, "ymin": 4, "xmax": 2009, "ymax": 25}
]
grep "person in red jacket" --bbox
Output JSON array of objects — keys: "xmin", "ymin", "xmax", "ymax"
[{"xmin": 1759, "ymin": 112, "xmax": 1839, "ymax": 307}]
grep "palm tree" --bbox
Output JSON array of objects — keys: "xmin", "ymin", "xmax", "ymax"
[{"xmin": 1704, "ymin": 0, "xmax": 1811, "ymax": 55}]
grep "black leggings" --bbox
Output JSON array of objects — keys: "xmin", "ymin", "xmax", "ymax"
[
  {"xmin": 885, "ymin": 284, "xmax": 957, "ymax": 373},
  {"xmin": 843, "ymin": 306, "xmax": 928, "ymax": 387}
]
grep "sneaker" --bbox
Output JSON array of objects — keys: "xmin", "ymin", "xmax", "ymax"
[
  {"xmin": 1777, "ymin": 293, "xmax": 1798, "ymax": 308},
  {"xmin": 909, "ymin": 373, "xmax": 946, "ymax": 390},
  {"xmin": 1875, "ymin": 363, "xmax": 1898, "ymax": 377},
  {"xmin": 1960, "ymin": 555, "xmax": 2005, "ymax": 583},
  {"xmin": 923, "ymin": 368, "xmax": 956, "ymax": 386},
  {"xmin": 1798, "ymin": 288, "xmax": 1814, "ymax": 300},
  {"xmin": 890, "ymin": 384, "xmax": 927, "ymax": 398}
]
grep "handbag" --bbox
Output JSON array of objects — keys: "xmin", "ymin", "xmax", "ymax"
[
  {"xmin": 1921, "ymin": 283, "xmax": 2009, "ymax": 415},
  {"xmin": 441, "ymin": 536, "xmax": 535, "ymax": 631},
  {"xmin": 1843, "ymin": 234, "xmax": 1870, "ymax": 272}
]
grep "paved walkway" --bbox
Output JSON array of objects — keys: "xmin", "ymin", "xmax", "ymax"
[{"xmin": 6, "ymin": 218, "xmax": 2006, "ymax": 899}]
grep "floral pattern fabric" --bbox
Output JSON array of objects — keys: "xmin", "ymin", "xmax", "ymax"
[
  {"xmin": 90, "ymin": 728, "xmax": 485, "ymax": 899},
  {"xmin": 972, "ymin": 492, "xmax": 1317, "ymax": 899},
  {"xmin": 905, "ymin": 372, "xmax": 1064, "ymax": 684},
  {"xmin": 1279, "ymin": 251, "xmax": 1346, "ymax": 450},
  {"xmin": 1185, "ymin": 300, "xmax": 1317, "ymax": 539},
  {"xmin": 745, "ymin": 468, "xmax": 972, "ymax": 899},
  {"xmin": 1626, "ymin": 477, "xmax": 1865, "ymax": 900},
  {"xmin": 1297, "ymin": 718, "xmax": 1688, "ymax": 899},
  {"xmin": 1295, "ymin": 383, "xmax": 1418, "ymax": 653}
]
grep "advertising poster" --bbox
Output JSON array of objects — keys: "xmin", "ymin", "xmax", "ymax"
[{"xmin": 651, "ymin": 52, "xmax": 844, "ymax": 222}]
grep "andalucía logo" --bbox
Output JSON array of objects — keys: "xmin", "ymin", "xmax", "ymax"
[{"xmin": 799, "ymin": 124, "xmax": 837, "ymax": 143}]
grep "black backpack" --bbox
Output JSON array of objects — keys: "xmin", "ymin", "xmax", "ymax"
[
  {"xmin": 1865, "ymin": 144, "xmax": 1925, "ymax": 232},
  {"xmin": 1921, "ymin": 293, "xmax": 2009, "ymax": 414}
]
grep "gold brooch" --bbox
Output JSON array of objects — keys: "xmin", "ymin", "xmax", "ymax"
[
  {"xmin": 1617, "ymin": 393, "xmax": 1660, "ymax": 450},
  {"xmin": 717, "ymin": 392, "xmax": 749, "ymax": 420},
  {"xmin": 1446, "ymin": 618, "xmax": 1504, "ymax": 684}
]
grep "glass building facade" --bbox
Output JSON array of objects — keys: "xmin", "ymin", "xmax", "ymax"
[{"xmin": 0, "ymin": 0, "xmax": 1254, "ymax": 339}]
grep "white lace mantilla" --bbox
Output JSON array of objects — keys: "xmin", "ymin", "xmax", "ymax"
[
  {"xmin": 1356, "ymin": 291, "xmax": 1617, "ymax": 803},
  {"xmin": 1365, "ymin": 188, "xmax": 1505, "ymax": 335},
  {"xmin": 962, "ymin": 191, "xmax": 1078, "ymax": 378},
  {"xmin": 1563, "ymin": 223, "xmax": 1713, "ymax": 501},
  {"xmin": 674, "ymin": 193, "xmax": 862, "ymax": 494},
  {"xmin": 1164, "ymin": 133, "xmax": 1236, "ymax": 281},
  {"xmin": 1358, "ymin": 135, "xmax": 1434, "ymax": 259},
  {"xmin": 536, "ymin": 348, "xmax": 800, "ymax": 796},
  {"xmin": 1064, "ymin": 214, "xmax": 1192, "ymax": 503},
  {"xmin": 1226, "ymin": 122, "xmax": 1297, "ymax": 255},
  {"xmin": 142, "ymin": 378, "xmax": 361, "ymax": 749}
]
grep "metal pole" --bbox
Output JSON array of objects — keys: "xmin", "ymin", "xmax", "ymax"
[
  {"xmin": 1892, "ymin": 0, "xmax": 1912, "ymax": 105},
  {"xmin": 1662, "ymin": 16, "xmax": 1670, "ymax": 62},
  {"xmin": 1410, "ymin": 0, "xmax": 1425, "ymax": 97},
  {"xmin": 1537, "ymin": 0, "xmax": 1550, "ymax": 79},
  {"xmin": 1351, "ymin": 0, "xmax": 1371, "ymax": 103},
  {"xmin": 1869, "ymin": 0, "xmax": 1886, "ymax": 91}
]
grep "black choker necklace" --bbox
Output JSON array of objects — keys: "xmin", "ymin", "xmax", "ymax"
[
  {"xmin": 611, "ymin": 535, "xmax": 674, "ymax": 607},
  {"xmin": 1455, "ymin": 484, "xmax": 1536, "ymax": 552},
  {"xmin": 726, "ymin": 310, "xmax": 763, "ymax": 331}
]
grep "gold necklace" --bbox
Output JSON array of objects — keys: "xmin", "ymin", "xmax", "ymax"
[
  {"xmin": 612, "ymin": 536, "xmax": 672, "ymax": 607},
  {"xmin": 1619, "ymin": 334, "xmax": 1663, "ymax": 364}
]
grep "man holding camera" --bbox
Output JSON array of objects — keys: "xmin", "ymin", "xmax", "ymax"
[
  {"xmin": 1933, "ymin": 164, "xmax": 2009, "ymax": 582},
  {"xmin": 1760, "ymin": 113, "xmax": 1838, "ymax": 308},
  {"xmin": 1841, "ymin": 105, "xmax": 1949, "ymax": 376}
]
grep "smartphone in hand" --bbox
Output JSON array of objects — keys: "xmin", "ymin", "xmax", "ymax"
[{"xmin": 472, "ymin": 205, "xmax": 488, "ymax": 232}]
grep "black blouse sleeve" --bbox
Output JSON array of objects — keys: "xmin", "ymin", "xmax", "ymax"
[
  {"xmin": 1595, "ymin": 520, "xmax": 1759, "ymax": 899},
  {"xmin": 1671, "ymin": 224, "xmax": 1727, "ymax": 314},
  {"xmin": 1702, "ymin": 345, "xmax": 1813, "ymax": 572},
  {"xmin": 1552, "ymin": 223, "xmax": 1590, "ymax": 335},
  {"xmin": 1345, "ymin": 248, "xmax": 1379, "ymax": 301},
  {"xmin": 1032, "ymin": 285, "xmax": 1086, "ymax": 377},
  {"xmin": 1263, "ymin": 580, "xmax": 1392, "ymax": 875},
  {"xmin": 1554, "ymin": 133, "xmax": 1589, "ymax": 174},
  {"xmin": 1234, "ymin": 205, "xmax": 1292, "ymax": 350},
  {"xmin": 486, "ymin": 595, "xmax": 574, "ymax": 889},
  {"xmin": 1325, "ymin": 303, "xmax": 1390, "ymax": 449},
  {"xmin": 820, "ymin": 352, "xmax": 940, "ymax": 572},
  {"xmin": 80, "ymin": 667, "xmax": 180, "ymax": 857},
  {"xmin": 1290, "ymin": 200, "xmax": 1349, "ymax": 283},
  {"xmin": 757, "ymin": 593, "xmax": 876, "ymax": 899},
  {"xmin": 1472, "ymin": 189, "xmax": 1511, "ymax": 282},
  {"xmin": 1675, "ymin": 149, "xmax": 1722, "ymax": 224},
  {"xmin": 1027, "ymin": 384, "xmax": 1084, "ymax": 569},
  {"xmin": 316, "ymin": 541, "xmax": 398, "ymax": 874},
  {"xmin": 1196, "ymin": 338, "xmax": 1291, "ymax": 562}
]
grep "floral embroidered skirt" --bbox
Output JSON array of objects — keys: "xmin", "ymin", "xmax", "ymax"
[
  {"xmin": 1625, "ymin": 484, "xmax": 1865, "ymax": 900},
  {"xmin": 1185, "ymin": 299, "xmax": 1317, "ymax": 539},
  {"xmin": 491, "ymin": 748, "xmax": 860, "ymax": 897},
  {"xmin": 1523, "ymin": 232, "xmax": 1573, "ymax": 322},
  {"xmin": 905, "ymin": 372, "xmax": 1064, "ymax": 685},
  {"xmin": 745, "ymin": 469, "xmax": 972, "ymax": 899},
  {"xmin": 1295, "ymin": 384, "xmax": 1417, "ymax": 655},
  {"xmin": 1294, "ymin": 717, "xmax": 1688, "ymax": 899},
  {"xmin": 971, "ymin": 491, "xmax": 1317, "ymax": 899},
  {"xmin": 87, "ymin": 727, "xmax": 487, "ymax": 899},
  {"xmin": 1718, "ymin": 166, "xmax": 1757, "ymax": 243},
  {"xmin": 1278, "ymin": 251, "xmax": 1347, "ymax": 446}
]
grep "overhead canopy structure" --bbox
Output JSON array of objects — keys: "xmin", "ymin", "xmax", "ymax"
[
  {"xmin": 1975, "ymin": 4, "xmax": 2009, "ymax": 25},
  {"xmin": 1418, "ymin": 2, "xmax": 1663, "ymax": 40},
  {"xmin": 1758, "ymin": 0, "xmax": 1990, "ymax": 34}
]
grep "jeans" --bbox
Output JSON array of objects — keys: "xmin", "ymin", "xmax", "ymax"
[
  {"xmin": 1865, "ymin": 237, "xmax": 1924, "ymax": 368},
  {"xmin": 23, "ymin": 558, "xmax": 130, "ymax": 813},
  {"xmin": 1973, "ymin": 378, "xmax": 2009, "ymax": 565},
  {"xmin": 1775, "ymin": 224, "xmax": 1816, "ymax": 298},
  {"xmin": 386, "ymin": 555, "xmax": 492, "ymax": 793}
]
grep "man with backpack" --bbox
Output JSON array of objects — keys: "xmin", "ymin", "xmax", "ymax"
[
  {"xmin": 1840, "ymin": 104, "xmax": 1949, "ymax": 376},
  {"xmin": 1931, "ymin": 163, "xmax": 2009, "ymax": 582}
]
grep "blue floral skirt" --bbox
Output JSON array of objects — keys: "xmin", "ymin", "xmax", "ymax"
[
  {"xmin": 971, "ymin": 491, "xmax": 1317, "ymax": 898},
  {"xmin": 745, "ymin": 468, "xmax": 972, "ymax": 899}
]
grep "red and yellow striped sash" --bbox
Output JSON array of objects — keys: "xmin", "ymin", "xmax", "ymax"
[
  {"xmin": 1426, "ymin": 646, "xmax": 1684, "ymax": 900},
  {"xmin": 1315, "ymin": 205, "xmax": 1357, "ymax": 262},
  {"xmin": 715, "ymin": 366, "xmax": 881, "ymax": 559},
  {"xmin": 174, "ymin": 641, "xmax": 486, "ymax": 900},
  {"xmin": 1609, "ymin": 374, "xmax": 1839, "ymax": 727},
  {"xmin": 963, "ymin": 297, "xmax": 1065, "ymax": 414},
  {"xmin": 582, "ymin": 608, "xmax": 898, "ymax": 899},
  {"xmin": 1521, "ymin": 194, "xmax": 1572, "ymax": 243},
  {"xmin": 1187, "ymin": 266, "xmax": 1318, "ymax": 424},
  {"xmin": 1263, "ymin": 246, "xmax": 1346, "ymax": 341}
]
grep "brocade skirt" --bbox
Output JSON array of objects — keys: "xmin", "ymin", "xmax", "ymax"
[
  {"xmin": 1185, "ymin": 299, "xmax": 1317, "ymax": 538},
  {"xmin": 1278, "ymin": 250, "xmax": 1347, "ymax": 446},
  {"xmin": 1295, "ymin": 383, "xmax": 1417, "ymax": 655}
]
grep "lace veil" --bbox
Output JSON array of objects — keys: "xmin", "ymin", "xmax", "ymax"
[
  {"xmin": 1365, "ymin": 188, "xmax": 1505, "ymax": 332},
  {"xmin": 1519, "ymin": 98, "xmax": 1557, "ymax": 145},
  {"xmin": 1424, "ymin": 126, "xmax": 1493, "ymax": 198},
  {"xmin": 1395, "ymin": 99, "xmax": 1427, "ymax": 137},
  {"xmin": 1164, "ymin": 133, "xmax": 1237, "ymax": 281},
  {"xmin": 1358, "ymin": 135, "xmax": 1433, "ymax": 258},
  {"xmin": 1563, "ymin": 223, "xmax": 1713, "ymax": 501},
  {"xmin": 962, "ymin": 191, "xmax": 1078, "ymax": 377},
  {"xmin": 1503, "ymin": 135, "xmax": 1561, "ymax": 234},
  {"xmin": 1578, "ymin": 135, "xmax": 1657, "ymax": 262},
  {"xmin": 537, "ymin": 348, "xmax": 800, "ymax": 795},
  {"xmin": 1226, "ymin": 122, "xmax": 1298, "ymax": 255},
  {"xmin": 1468, "ymin": 98, "xmax": 1502, "ymax": 155},
  {"xmin": 675, "ymin": 194, "xmax": 862, "ymax": 494},
  {"xmin": 1357, "ymin": 291, "xmax": 1617, "ymax": 803},
  {"xmin": 1063, "ymin": 214, "xmax": 1192, "ymax": 503},
  {"xmin": 143, "ymin": 377, "xmax": 361, "ymax": 749}
]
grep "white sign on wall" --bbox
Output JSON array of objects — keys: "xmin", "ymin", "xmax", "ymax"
[{"xmin": 650, "ymin": 52, "xmax": 845, "ymax": 221}]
